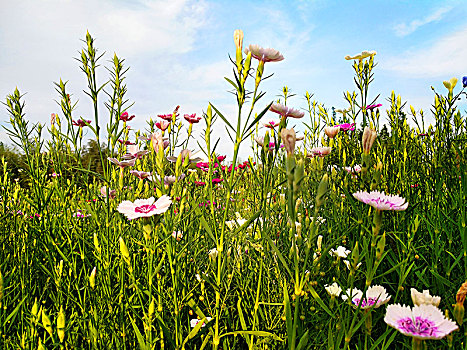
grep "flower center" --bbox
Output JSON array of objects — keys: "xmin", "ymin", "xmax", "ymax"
[
  {"xmin": 135, "ymin": 204, "xmax": 157, "ymax": 214},
  {"xmin": 397, "ymin": 317, "xmax": 438, "ymax": 337},
  {"xmin": 352, "ymin": 297, "xmax": 378, "ymax": 308}
]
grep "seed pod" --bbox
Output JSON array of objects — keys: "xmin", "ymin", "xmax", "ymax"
[
  {"xmin": 57, "ymin": 306, "xmax": 65, "ymax": 343},
  {"xmin": 42, "ymin": 308, "xmax": 53, "ymax": 338}
]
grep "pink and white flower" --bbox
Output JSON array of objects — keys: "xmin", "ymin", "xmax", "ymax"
[
  {"xmin": 353, "ymin": 191, "xmax": 408, "ymax": 211},
  {"xmin": 309, "ymin": 147, "xmax": 332, "ymax": 157},
  {"xmin": 263, "ymin": 120, "xmax": 280, "ymax": 129},
  {"xmin": 108, "ymin": 157, "xmax": 136, "ymax": 169},
  {"xmin": 384, "ymin": 304, "xmax": 458, "ymax": 339},
  {"xmin": 156, "ymin": 120, "xmax": 170, "ymax": 131},
  {"xmin": 342, "ymin": 285, "xmax": 391, "ymax": 309},
  {"xmin": 244, "ymin": 44, "xmax": 284, "ymax": 63},
  {"xmin": 117, "ymin": 196, "xmax": 172, "ymax": 220},
  {"xmin": 269, "ymin": 103, "xmax": 304, "ymax": 119},
  {"xmin": 130, "ymin": 170, "xmax": 152, "ymax": 180}
]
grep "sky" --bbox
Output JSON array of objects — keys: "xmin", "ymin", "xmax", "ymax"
[{"xmin": 1, "ymin": 0, "xmax": 466, "ymax": 158}]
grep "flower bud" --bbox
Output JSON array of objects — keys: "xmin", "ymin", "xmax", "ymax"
[
  {"xmin": 119, "ymin": 237, "xmax": 131, "ymax": 265},
  {"xmin": 57, "ymin": 306, "xmax": 65, "ymax": 343},
  {"xmin": 233, "ymin": 29, "xmax": 244, "ymax": 52},
  {"xmin": 362, "ymin": 126, "xmax": 377, "ymax": 154},
  {"xmin": 315, "ymin": 174, "xmax": 329, "ymax": 208},
  {"xmin": 89, "ymin": 267, "xmax": 96, "ymax": 289},
  {"xmin": 280, "ymin": 128, "xmax": 296, "ymax": 157},
  {"xmin": 42, "ymin": 308, "xmax": 53, "ymax": 338}
]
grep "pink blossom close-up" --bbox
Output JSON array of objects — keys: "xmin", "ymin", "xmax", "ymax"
[
  {"xmin": 337, "ymin": 123, "xmax": 356, "ymax": 132},
  {"xmin": 120, "ymin": 111, "xmax": 135, "ymax": 122},
  {"xmin": 353, "ymin": 191, "xmax": 408, "ymax": 211},
  {"xmin": 269, "ymin": 102, "xmax": 304, "ymax": 119},
  {"xmin": 244, "ymin": 44, "xmax": 284, "ymax": 63}
]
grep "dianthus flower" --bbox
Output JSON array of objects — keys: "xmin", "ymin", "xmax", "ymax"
[
  {"xmin": 353, "ymin": 191, "xmax": 408, "ymax": 211},
  {"xmin": 117, "ymin": 196, "xmax": 172, "ymax": 220}
]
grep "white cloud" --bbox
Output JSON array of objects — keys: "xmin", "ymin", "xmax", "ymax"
[
  {"xmin": 393, "ymin": 6, "xmax": 452, "ymax": 37},
  {"xmin": 381, "ymin": 25, "xmax": 467, "ymax": 78}
]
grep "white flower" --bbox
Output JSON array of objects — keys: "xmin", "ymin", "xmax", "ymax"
[
  {"xmin": 172, "ymin": 231, "xmax": 183, "ymax": 241},
  {"xmin": 343, "ymin": 260, "xmax": 362, "ymax": 270},
  {"xmin": 208, "ymin": 248, "xmax": 218, "ymax": 260},
  {"xmin": 116, "ymin": 196, "xmax": 172, "ymax": 220},
  {"xmin": 329, "ymin": 246, "xmax": 350, "ymax": 258},
  {"xmin": 190, "ymin": 317, "xmax": 212, "ymax": 328},
  {"xmin": 325, "ymin": 282, "xmax": 342, "ymax": 297},
  {"xmin": 410, "ymin": 288, "xmax": 441, "ymax": 307}
]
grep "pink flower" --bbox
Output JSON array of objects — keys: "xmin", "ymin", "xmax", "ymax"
[
  {"xmin": 269, "ymin": 103, "xmax": 304, "ymax": 119},
  {"xmin": 337, "ymin": 123, "xmax": 356, "ymax": 132},
  {"xmin": 194, "ymin": 181, "xmax": 206, "ymax": 187},
  {"xmin": 100, "ymin": 186, "xmax": 116, "ymax": 199},
  {"xmin": 72, "ymin": 119, "xmax": 91, "ymax": 127},
  {"xmin": 150, "ymin": 132, "xmax": 170, "ymax": 152},
  {"xmin": 342, "ymin": 285, "xmax": 391, "ymax": 309},
  {"xmin": 244, "ymin": 44, "xmax": 284, "ymax": 63},
  {"xmin": 217, "ymin": 155, "xmax": 226, "ymax": 162},
  {"xmin": 166, "ymin": 149, "xmax": 202, "ymax": 164},
  {"xmin": 343, "ymin": 165, "xmax": 362, "ymax": 174},
  {"xmin": 108, "ymin": 157, "xmax": 136, "ymax": 169},
  {"xmin": 156, "ymin": 120, "xmax": 170, "ymax": 131},
  {"xmin": 118, "ymin": 139, "xmax": 135, "ymax": 145},
  {"xmin": 117, "ymin": 196, "xmax": 172, "ymax": 220},
  {"xmin": 120, "ymin": 112, "xmax": 135, "ymax": 122},
  {"xmin": 130, "ymin": 170, "xmax": 152, "ymax": 180},
  {"xmin": 365, "ymin": 104, "xmax": 382, "ymax": 111},
  {"xmin": 184, "ymin": 113, "xmax": 202, "ymax": 124},
  {"xmin": 122, "ymin": 145, "xmax": 149, "ymax": 160},
  {"xmin": 263, "ymin": 120, "xmax": 280, "ymax": 129},
  {"xmin": 309, "ymin": 147, "xmax": 332, "ymax": 157},
  {"xmin": 51, "ymin": 172, "xmax": 60, "ymax": 178},
  {"xmin": 212, "ymin": 178, "xmax": 223, "ymax": 184},
  {"xmin": 384, "ymin": 304, "xmax": 458, "ymax": 340},
  {"xmin": 324, "ymin": 126, "xmax": 339, "ymax": 139},
  {"xmin": 353, "ymin": 191, "xmax": 408, "ymax": 211},
  {"xmin": 158, "ymin": 114, "xmax": 173, "ymax": 122}
]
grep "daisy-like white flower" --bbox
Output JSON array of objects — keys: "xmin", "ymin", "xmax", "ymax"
[
  {"xmin": 353, "ymin": 191, "xmax": 408, "ymax": 211},
  {"xmin": 108, "ymin": 157, "xmax": 136, "ymax": 169},
  {"xmin": 325, "ymin": 282, "xmax": 342, "ymax": 297},
  {"xmin": 329, "ymin": 246, "xmax": 350, "ymax": 258},
  {"xmin": 269, "ymin": 103, "xmax": 304, "ymax": 119},
  {"xmin": 411, "ymin": 288, "xmax": 441, "ymax": 307},
  {"xmin": 244, "ymin": 44, "xmax": 284, "ymax": 63},
  {"xmin": 342, "ymin": 285, "xmax": 391, "ymax": 309},
  {"xmin": 384, "ymin": 304, "xmax": 458, "ymax": 339},
  {"xmin": 130, "ymin": 170, "xmax": 152, "ymax": 180},
  {"xmin": 116, "ymin": 196, "xmax": 172, "ymax": 220}
]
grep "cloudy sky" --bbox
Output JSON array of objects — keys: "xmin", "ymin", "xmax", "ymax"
[{"xmin": 1, "ymin": 0, "xmax": 466, "ymax": 157}]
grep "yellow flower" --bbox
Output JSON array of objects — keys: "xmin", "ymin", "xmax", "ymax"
[{"xmin": 345, "ymin": 50, "xmax": 377, "ymax": 61}]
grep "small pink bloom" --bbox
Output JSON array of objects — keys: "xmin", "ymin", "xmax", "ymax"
[
  {"xmin": 156, "ymin": 120, "xmax": 170, "ymax": 131},
  {"xmin": 130, "ymin": 170, "xmax": 152, "ymax": 180},
  {"xmin": 117, "ymin": 196, "xmax": 172, "ymax": 220},
  {"xmin": 100, "ymin": 186, "xmax": 117, "ymax": 199},
  {"xmin": 353, "ymin": 191, "xmax": 408, "ymax": 211},
  {"xmin": 244, "ymin": 44, "xmax": 284, "ymax": 63},
  {"xmin": 263, "ymin": 120, "xmax": 280, "ymax": 129},
  {"xmin": 343, "ymin": 165, "xmax": 362, "ymax": 174},
  {"xmin": 51, "ymin": 172, "xmax": 59, "ymax": 178},
  {"xmin": 309, "ymin": 147, "xmax": 332, "ymax": 157},
  {"xmin": 122, "ymin": 145, "xmax": 149, "ymax": 160},
  {"xmin": 118, "ymin": 139, "xmax": 135, "ymax": 145},
  {"xmin": 217, "ymin": 155, "xmax": 226, "ymax": 162},
  {"xmin": 184, "ymin": 113, "xmax": 202, "ymax": 124},
  {"xmin": 337, "ymin": 123, "xmax": 356, "ymax": 132},
  {"xmin": 72, "ymin": 119, "xmax": 91, "ymax": 127},
  {"xmin": 108, "ymin": 157, "xmax": 136, "ymax": 169},
  {"xmin": 194, "ymin": 181, "xmax": 206, "ymax": 187},
  {"xmin": 365, "ymin": 104, "xmax": 382, "ymax": 111},
  {"xmin": 269, "ymin": 103, "xmax": 304, "ymax": 119},
  {"xmin": 212, "ymin": 178, "xmax": 223, "ymax": 184},
  {"xmin": 120, "ymin": 112, "xmax": 136, "ymax": 122},
  {"xmin": 158, "ymin": 114, "xmax": 173, "ymax": 122}
]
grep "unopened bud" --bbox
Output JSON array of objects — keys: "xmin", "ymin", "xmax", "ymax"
[
  {"xmin": 280, "ymin": 128, "xmax": 296, "ymax": 157},
  {"xmin": 57, "ymin": 306, "xmax": 65, "ymax": 343},
  {"xmin": 89, "ymin": 267, "xmax": 96, "ymax": 289}
]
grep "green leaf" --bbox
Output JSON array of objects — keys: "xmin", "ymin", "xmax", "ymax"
[
  {"xmin": 210, "ymin": 103, "xmax": 235, "ymax": 131},
  {"xmin": 295, "ymin": 330, "xmax": 309, "ymax": 350},
  {"xmin": 284, "ymin": 283, "xmax": 293, "ymax": 348},
  {"xmin": 129, "ymin": 315, "xmax": 148, "ymax": 350}
]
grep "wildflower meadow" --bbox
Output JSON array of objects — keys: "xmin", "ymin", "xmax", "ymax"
[{"xmin": 1, "ymin": 30, "xmax": 466, "ymax": 350}]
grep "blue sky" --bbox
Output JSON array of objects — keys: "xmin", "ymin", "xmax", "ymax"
[{"xmin": 1, "ymin": 0, "xmax": 466, "ymax": 157}]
